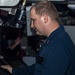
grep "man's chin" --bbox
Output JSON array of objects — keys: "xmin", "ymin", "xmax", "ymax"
[
  {"xmin": 36, "ymin": 32, "xmax": 43, "ymax": 36},
  {"xmin": 36, "ymin": 32, "xmax": 40, "ymax": 35}
]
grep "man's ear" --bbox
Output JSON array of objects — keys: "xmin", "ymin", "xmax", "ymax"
[
  {"xmin": 44, "ymin": 15, "xmax": 48, "ymax": 23},
  {"xmin": 41, "ymin": 15, "xmax": 48, "ymax": 23}
]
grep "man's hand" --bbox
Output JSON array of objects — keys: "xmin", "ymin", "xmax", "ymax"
[{"xmin": 1, "ymin": 65, "xmax": 13, "ymax": 74}]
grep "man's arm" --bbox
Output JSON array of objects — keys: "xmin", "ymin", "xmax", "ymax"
[{"xmin": 1, "ymin": 64, "xmax": 35, "ymax": 75}]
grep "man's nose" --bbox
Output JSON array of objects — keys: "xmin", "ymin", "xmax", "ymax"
[{"xmin": 31, "ymin": 21, "xmax": 34, "ymax": 28}]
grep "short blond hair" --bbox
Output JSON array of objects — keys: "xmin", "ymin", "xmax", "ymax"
[{"xmin": 30, "ymin": 1, "xmax": 60, "ymax": 23}]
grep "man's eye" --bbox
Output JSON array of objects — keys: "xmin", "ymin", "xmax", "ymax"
[
  {"xmin": 31, "ymin": 19, "xmax": 36, "ymax": 22},
  {"xmin": 33, "ymin": 19, "xmax": 36, "ymax": 21}
]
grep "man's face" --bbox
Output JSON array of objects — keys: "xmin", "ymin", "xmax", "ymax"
[{"xmin": 30, "ymin": 8, "xmax": 45, "ymax": 36}]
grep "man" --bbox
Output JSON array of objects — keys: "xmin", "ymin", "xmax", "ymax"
[{"xmin": 1, "ymin": 1, "xmax": 75, "ymax": 75}]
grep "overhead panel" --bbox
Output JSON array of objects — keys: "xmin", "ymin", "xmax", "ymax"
[{"xmin": 0, "ymin": 0, "xmax": 20, "ymax": 6}]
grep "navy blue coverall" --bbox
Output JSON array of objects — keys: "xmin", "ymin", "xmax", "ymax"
[{"xmin": 12, "ymin": 25, "xmax": 75, "ymax": 75}]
